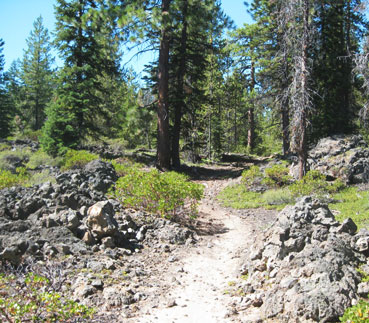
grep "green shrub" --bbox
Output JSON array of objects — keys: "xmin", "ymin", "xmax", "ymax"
[
  {"xmin": 262, "ymin": 163, "xmax": 292, "ymax": 188},
  {"xmin": 340, "ymin": 300, "xmax": 369, "ymax": 322},
  {"xmin": 61, "ymin": 149, "xmax": 99, "ymax": 171},
  {"xmin": 110, "ymin": 168, "xmax": 204, "ymax": 218},
  {"xmin": 26, "ymin": 149, "xmax": 62, "ymax": 169},
  {"xmin": 27, "ymin": 169, "xmax": 56, "ymax": 187},
  {"xmin": 0, "ymin": 143, "xmax": 10, "ymax": 152},
  {"xmin": 0, "ymin": 148, "xmax": 32, "ymax": 170},
  {"xmin": 0, "ymin": 272, "xmax": 95, "ymax": 322},
  {"xmin": 241, "ymin": 165, "xmax": 263, "ymax": 188},
  {"xmin": 262, "ymin": 187, "xmax": 295, "ymax": 206},
  {"xmin": 0, "ymin": 168, "xmax": 29, "ymax": 190},
  {"xmin": 109, "ymin": 159, "xmax": 143, "ymax": 177},
  {"xmin": 289, "ymin": 170, "xmax": 344, "ymax": 197}
]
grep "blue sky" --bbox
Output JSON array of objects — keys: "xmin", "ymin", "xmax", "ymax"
[{"xmin": 0, "ymin": 0, "xmax": 251, "ymax": 72}]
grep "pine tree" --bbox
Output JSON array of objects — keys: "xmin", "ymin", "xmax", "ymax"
[
  {"xmin": 21, "ymin": 16, "xmax": 55, "ymax": 130},
  {"xmin": 41, "ymin": 0, "xmax": 122, "ymax": 155},
  {"xmin": 0, "ymin": 39, "xmax": 12, "ymax": 138}
]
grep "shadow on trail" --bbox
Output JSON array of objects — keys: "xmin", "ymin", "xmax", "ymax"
[
  {"xmin": 191, "ymin": 212, "xmax": 229, "ymax": 236},
  {"xmin": 178, "ymin": 155, "xmax": 268, "ymax": 181}
]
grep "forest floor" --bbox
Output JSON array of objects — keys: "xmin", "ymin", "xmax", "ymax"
[{"xmin": 126, "ymin": 164, "xmax": 278, "ymax": 323}]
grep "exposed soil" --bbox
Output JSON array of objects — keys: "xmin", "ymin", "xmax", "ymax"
[{"xmin": 126, "ymin": 165, "xmax": 278, "ymax": 323}]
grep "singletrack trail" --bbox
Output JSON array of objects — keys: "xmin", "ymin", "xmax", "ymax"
[{"xmin": 128, "ymin": 166, "xmax": 277, "ymax": 323}]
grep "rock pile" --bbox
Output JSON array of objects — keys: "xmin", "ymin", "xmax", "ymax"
[
  {"xmin": 308, "ymin": 134, "xmax": 369, "ymax": 184},
  {"xmin": 0, "ymin": 159, "xmax": 196, "ymax": 266},
  {"xmin": 240, "ymin": 197, "xmax": 369, "ymax": 322}
]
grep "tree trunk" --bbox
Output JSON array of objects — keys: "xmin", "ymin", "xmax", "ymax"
[
  {"xmin": 156, "ymin": 0, "xmax": 171, "ymax": 170},
  {"xmin": 247, "ymin": 61, "xmax": 256, "ymax": 151},
  {"xmin": 282, "ymin": 51, "xmax": 290, "ymax": 156},
  {"xmin": 297, "ymin": 0, "xmax": 310, "ymax": 179},
  {"xmin": 171, "ymin": 0, "xmax": 188, "ymax": 168}
]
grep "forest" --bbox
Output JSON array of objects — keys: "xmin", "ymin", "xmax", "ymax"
[
  {"xmin": 0, "ymin": 0, "xmax": 369, "ymax": 175},
  {"xmin": 3, "ymin": 1, "xmax": 369, "ymax": 321}
]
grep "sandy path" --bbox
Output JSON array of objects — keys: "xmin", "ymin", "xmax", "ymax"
[{"xmin": 129, "ymin": 175, "xmax": 276, "ymax": 323}]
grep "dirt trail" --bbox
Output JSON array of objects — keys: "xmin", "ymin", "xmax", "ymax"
[{"xmin": 128, "ymin": 168, "xmax": 277, "ymax": 323}]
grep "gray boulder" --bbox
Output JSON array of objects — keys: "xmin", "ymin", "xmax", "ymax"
[
  {"xmin": 86, "ymin": 201, "xmax": 118, "ymax": 240},
  {"xmin": 308, "ymin": 134, "xmax": 369, "ymax": 183},
  {"xmin": 241, "ymin": 197, "xmax": 368, "ymax": 322}
]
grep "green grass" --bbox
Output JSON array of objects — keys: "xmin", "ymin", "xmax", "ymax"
[
  {"xmin": 329, "ymin": 187, "xmax": 369, "ymax": 229},
  {"xmin": 217, "ymin": 184, "xmax": 287, "ymax": 210}
]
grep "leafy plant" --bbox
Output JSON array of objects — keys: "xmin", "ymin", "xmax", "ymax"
[
  {"xmin": 289, "ymin": 170, "xmax": 344, "ymax": 198},
  {"xmin": 0, "ymin": 147, "xmax": 32, "ymax": 170},
  {"xmin": 110, "ymin": 168, "xmax": 204, "ymax": 218},
  {"xmin": 109, "ymin": 159, "xmax": 143, "ymax": 177},
  {"xmin": 261, "ymin": 187, "xmax": 295, "ymax": 206},
  {"xmin": 0, "ymin": 272, "xmax": 95, "ymax": 322},
  {"xmin": 26, "ymin": 169, "xmax": 56, "ymax": 187},
  {"xmin": 262, "ymin": 163, "xmax": 292, "ymax": 188},
  {"xmin": 241, "ymin": 165, "xmax": 263, "ymax": 188},
  {"xmin": 340, "ymin": 300, "xmax": 369, "ymax": 322},
  {"xmin": 0, "ymin": 168, "xmax": 29, "ymax": 190},
  {"xmin": 357, "ymin": 266, "xmax": 369, "ymax": 283},
  {"xmin": 61, "ymin": 149, "xmax": 99, "ymax": 171},
  {"xmin": 26, "ymin": 149, "xmax": 62, "ymax": 169}
]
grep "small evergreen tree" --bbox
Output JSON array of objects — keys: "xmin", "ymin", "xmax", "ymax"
[{"xmin": 0, "ymin": 39, "xmax": 12, "ymax": 138}]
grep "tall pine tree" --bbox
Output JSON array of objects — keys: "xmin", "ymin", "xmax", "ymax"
[
  {"xmin": 41, "ymin": 0, "xmax": 122, "ymax": 155},
  {"xmin": 21, "ymin": 16, "xmax": 55, "ymax": 131}
]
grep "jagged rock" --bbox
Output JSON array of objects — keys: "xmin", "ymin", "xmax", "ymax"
[
  {"xmin": 242, "ymin": 197, "xmax": 368, "ymax": 322},
  {"xmin": 86, "ymin": 201, "xmax": 118, "ymax": 240},
  {"xmin": 308, "ymin": 134, "xmax": 369, "ymax": 183}
]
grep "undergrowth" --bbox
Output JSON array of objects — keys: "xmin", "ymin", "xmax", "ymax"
[
  {"xmin": 109, "ymin": 168, "xmax": 204, "ymax": 218},
  {"xmin": 219, "ymin": 165, "xmax": 348, "ymax": 214},
  {"xmin": 340, "ymin": 300, "xmax": 369, "ymax": 322},
  {"xmin": 61, "ymin": 149, "xmax": 99, "ymax": 171},
  {"xmin": 0, "ymin": 271, "xmax": 95, "ymax": 322}
]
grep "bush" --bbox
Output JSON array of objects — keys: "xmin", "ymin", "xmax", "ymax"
[
  {"xmin": 0, "ymin": 147, "xmax": 32, "ymax": 171},
  {"xmin": 289, "ymin": 170, "xmax": 344, "ymax": 197},
  {"xmin": 0, "ymin": 272, "xmax": 95, "ymax": 322},
  {"xmin": 109, "ymin": 159, "xmax": 143, "ymax": 177},
  {"xmin": 61, "ymin": 149, "xmax": 99, "ymax": 171},
  {"xmin": 26, "ymin": 149, "xmax": 62, "ymax": 169},
  {"xmin": 0, "ymin": 168, "xmax": 29, "ymax": 190},
  {"xmin": 262, "ymin": 187, "xmax": 295, "ymax": 206},
  {"xmin": 262, "ymin": 163, "xmax": 292, "ymax": 188},
  {"xmin": 340, "ymin": 300, "xmax": 369, "ymax": 322},
  {"xmin": 27, "ymin": 169, "xmax": 56, "ymax": 187},
  {"xmin": 110, "ymin": 168, "xmax": 204, "ymax": 218},
  {"xmin": 241, "ymin": 165, "xmax": 263, "ymax": 188}
]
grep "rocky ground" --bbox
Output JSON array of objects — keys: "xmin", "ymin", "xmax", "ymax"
[{"xmin": 2, "ymin": 135, "xmax": 369, "ymax": 322}]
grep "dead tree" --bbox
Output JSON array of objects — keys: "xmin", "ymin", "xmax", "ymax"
[{"xmin": 278, "ymin": 0, "xmax": 314, "ymax": 179}]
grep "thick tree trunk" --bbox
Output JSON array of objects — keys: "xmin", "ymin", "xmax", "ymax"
[
  {"xmin": 297, "ymin": 0, "xmax": 310, "ymax": 179},
  {"xmin": 247, "ymin": 61, "xmax": 256, "ymax": 151},
  {"xmin": 282, "ymin": 52, "xmax": 290, "ymax": 156},
  {"xmin": 171, "ymin": 0, "xmax": 188, "ymax": 168},
  {"xmin": 157, "ymin": 0, "xmax": 171, "ymax": 170}
]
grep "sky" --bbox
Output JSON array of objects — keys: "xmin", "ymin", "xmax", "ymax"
[{"xmin": 0, "ymin": 0, "xmax": 252, "ymax": 72}]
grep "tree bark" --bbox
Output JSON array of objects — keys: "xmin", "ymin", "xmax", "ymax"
[
  {"xmin": 247, "ymin": 61, "xmax": 256, "ymax": 151},
  {"xmin": 171, "ymin": 0, "xmax": 188, "ymax": 168},
  {"xmin": 297, "ymin": 0, "xmax": 310, "ymax": 179},
  {"xmin": 282, "ymin": 51, "xmax": 290, "ymax": 156},
  {"xmin": 157, "ymin": 0, "xmax": 171, "ymax": 170}
]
